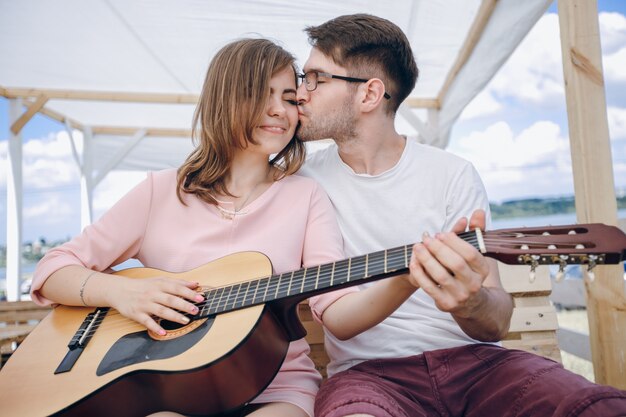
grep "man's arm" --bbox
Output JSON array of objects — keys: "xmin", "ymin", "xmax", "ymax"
[{"xmin": 408, "ymin": 210, "xmax": 513, "ymax": 341}]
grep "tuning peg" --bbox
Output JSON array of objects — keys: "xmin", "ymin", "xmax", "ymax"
[
  {"xmin": 555, "ymin": 265, "xmax": 565, "ymax": 282},
  {"xmin": 585, "ymin": 255, "xmax": 598, "ymax": 283},
  {"xmin": 529, "ymin": 260, "xmax": 538, "ymax": 283}
]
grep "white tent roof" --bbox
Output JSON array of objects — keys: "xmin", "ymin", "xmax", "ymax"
[{"xmin": 1, "ymin": 0, "xmax": 551, "ymax": 173}]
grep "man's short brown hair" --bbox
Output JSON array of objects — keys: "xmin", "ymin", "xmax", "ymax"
[{"xmin": 305, "ymin": 14, "xmax": 419, "ymax": 114}]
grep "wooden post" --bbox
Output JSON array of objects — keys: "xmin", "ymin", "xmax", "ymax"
[
  {"xmin": 6, "ymin": 99, "xmax": 24, "ymax": 301},
  {"xmin": 558, "ymin": 0, "xmax": 626, "ymax": 388}
]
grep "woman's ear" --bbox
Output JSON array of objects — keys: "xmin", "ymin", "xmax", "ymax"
[{"xmin": 359, "ymin": 78, "xmax": 388, "ymax": 113}]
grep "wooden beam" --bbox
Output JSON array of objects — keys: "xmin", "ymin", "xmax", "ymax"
[
  {"xmin": 20, "ymin": 98, "xmax": 190, "ymax": 138},
  {"xmin": 403, "ymin": 97, "xmax": 440, "ymax": 109},
  {"xmin": 10, "ymin": 95, "xmax": 49, "ymax": 135},
  {"xmin": 437, "ymin": 0, "xmax": 498, "ymax": 104},
  {"xmin": 91, "ymin": 126, "xmax": 191, "ymax": 137},
  {"xmin": 558, "ymin": 0, "xmax": 626, "ymax": 388},
  {"xmin": 2, "ymin": 87, "xmax": 198, "ymax": 104}
]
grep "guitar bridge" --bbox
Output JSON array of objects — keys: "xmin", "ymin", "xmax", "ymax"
[{"xmin": 55, "ymin": 307, "xmax": 109, "ymax": 374}]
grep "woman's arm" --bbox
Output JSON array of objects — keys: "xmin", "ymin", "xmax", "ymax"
[
  {"xmin": 319, "ymin": 275, "xmax": 416, "ymax": 340},
  {"xmin": 40, "ymin": 265, "xmax": 203, "ymax": 336}
]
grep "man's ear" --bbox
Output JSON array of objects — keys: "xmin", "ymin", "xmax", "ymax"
[{"xmin": 359, "ymin": 78, "xmax": 388, "ymax": 113}]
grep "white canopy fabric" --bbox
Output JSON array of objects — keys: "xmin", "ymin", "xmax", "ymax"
[{"xmin": 1, "ymin": 0, "xmax": 551, "ymax": 161}]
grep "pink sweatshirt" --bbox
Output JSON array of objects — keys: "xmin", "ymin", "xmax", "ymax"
[{"xmin": 31, "ymin": 169, "xmax": 349, "ymax": 416}]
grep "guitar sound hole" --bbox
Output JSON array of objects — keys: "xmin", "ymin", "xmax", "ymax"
[{"xmin": 160, "ymin": 319, "xmax": 186, "ymax": 331}]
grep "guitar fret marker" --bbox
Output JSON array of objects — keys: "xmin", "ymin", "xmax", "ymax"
[
  {"xmin": 221, "ymin": 286, "xmax": 233, "ymax": 312},
  {"xmin": 207, "ymin": 288, "xmax": 220, "ymax": 314},
  {"xmin": 274, "ymin": 274, "xmax": 283, "ymax": 299},
  {"xmin": 475, "ymin": 228, "xmax": 486, "ymax": 253},
  {"xmin": 383, "ymin": 251, "xmax": 387, "ymax": 273},
  {"xmin": 287, "ymin": 271, "xmax": 295, "ymax": 295},
  {"xmin": 405, "ymin": 245, "xmax": 409, "ymax": 267},
  {"xmin": 314, "ymin": 265, "xmax": 321, "ymax": 289},
  {"xmin": 301, "ymin": 268, "xmax": 307, "ymax": 294}
]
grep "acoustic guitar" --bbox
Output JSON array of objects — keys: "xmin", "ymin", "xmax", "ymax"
[{"xmin": 0, "ymin": 224, "xmax": 625, "ymax": 416}]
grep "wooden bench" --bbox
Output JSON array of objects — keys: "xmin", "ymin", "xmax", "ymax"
[
  {"xmin": 301, "ymin": 263, "xmax": 560, "ymax": 378},
  {"xmin": 0, "ymin": 301, "xmax": 52, "ymax": 369}
]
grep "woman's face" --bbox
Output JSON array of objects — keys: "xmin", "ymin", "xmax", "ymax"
[{"xmin": 249, "ymin": 66, "xmax": 299, "ymax": 156}]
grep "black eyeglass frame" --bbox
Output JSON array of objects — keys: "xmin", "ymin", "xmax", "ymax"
[{"xmin": 298, "ymin": 71, "xmax": 391, "ymax": 100}]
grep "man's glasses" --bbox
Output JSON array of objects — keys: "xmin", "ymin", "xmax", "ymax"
[{"xmin": 298, "ymin": 71, "xmax": 391, "ymax": 100}]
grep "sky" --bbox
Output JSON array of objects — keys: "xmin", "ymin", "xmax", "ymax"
[{"xmin": 1, "ymin": 1, "xmax": 626, "ymax": 245}]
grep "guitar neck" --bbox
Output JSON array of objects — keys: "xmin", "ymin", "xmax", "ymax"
[
  {"xmin": 192, "ymin": 223, "xmax": 626, "ymax": 319},
  {"xmin": 194, "ymin": 231, "xmax": 482, "ymax": 319}
]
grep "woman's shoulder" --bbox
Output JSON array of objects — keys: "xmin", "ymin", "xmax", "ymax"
[
  {"xmin": 279, "ymin": 173, "xmax": 322, "ymax": 192},
  {"xmin": 149, "ymin": 168, "xmax": 178, "ymax": 182},
  {"xmin": 145, "ymin": 168, "xmax": 179, "ymax": 192}
]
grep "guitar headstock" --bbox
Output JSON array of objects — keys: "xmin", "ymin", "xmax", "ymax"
[{"xmin": 481, "ymin": 223, "xmax": 626, "ymax": 268}]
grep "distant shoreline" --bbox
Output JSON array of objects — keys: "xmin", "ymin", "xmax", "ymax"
[{"xmin": 490, "ymin": 195, "xmax": 626, "ymax": 220}]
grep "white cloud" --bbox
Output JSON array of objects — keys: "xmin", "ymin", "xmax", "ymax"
[
  {"xmin": 23, "ymin": 194, "xmax": 74, "ymax": 221},
  {"xmin": 599, "ymin": 12, "xmax": 626, "ymax": 54},
  {"xmin": 608, "ymin": 106, "xmax": 626, "ymax": 140},
  {"xmin": 450, "ymin": 120, "xmax": 574, "ymax": 201},
  {"xmin": 604, "ymin": 47, "xmax": 626, "ymax": 83},
  {"xmin": 0, "ymin": 130, "xmax": 84, "ymax": 190}
]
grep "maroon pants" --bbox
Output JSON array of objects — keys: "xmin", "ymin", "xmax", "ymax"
[{"xmin": 315, "ymin": 344, "xmax": 626, "ymax": 417}]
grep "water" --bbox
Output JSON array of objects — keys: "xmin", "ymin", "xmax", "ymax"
[
  {"xmin": 0, "ymin": 263, "xmax": 37, "ymax": 281},
  {"xmin": 491, "ymin": 208, "xmax": 626, "ymax": 229}
]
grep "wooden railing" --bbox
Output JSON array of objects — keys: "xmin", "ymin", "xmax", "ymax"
[{"xmin": 0, "ymin": 301, "xmax": 52, "ymax": 368}]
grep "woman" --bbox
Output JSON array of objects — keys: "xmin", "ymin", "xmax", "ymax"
[
  {"xmin": 32, "ymin": 38, "xmax": 341, "ymax": 417},
  {"xmin": 32, "ymin": 38, "xmax": 417, "ymax": 417}
]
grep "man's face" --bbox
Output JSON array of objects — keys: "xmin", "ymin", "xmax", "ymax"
[{"xmin": 297, "ymin": 48, "xmax": 358, "ymax": 143}]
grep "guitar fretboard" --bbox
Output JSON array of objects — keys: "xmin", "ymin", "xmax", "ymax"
[{"xmin": 195, "ymin": 231, "xmax": 480, "ymax": 318}]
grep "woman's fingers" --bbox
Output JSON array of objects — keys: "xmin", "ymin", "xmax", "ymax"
[{"xmin": 117, "ymin": 277, "xmax": 205, "ymax": 332}]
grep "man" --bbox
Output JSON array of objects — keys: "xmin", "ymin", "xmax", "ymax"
[{"xmin": 298, "ymin": 13, "xmax": 626, "ymax": 417}]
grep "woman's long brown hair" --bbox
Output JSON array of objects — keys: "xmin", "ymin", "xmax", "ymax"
[{"xmin": 176, "ymin": 38, "xmax": 305, "ymax": 205}]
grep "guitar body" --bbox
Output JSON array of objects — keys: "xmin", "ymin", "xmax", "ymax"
[{"xmin": 0, "ymin": 252, "xmax": 291, "ymax": 417}]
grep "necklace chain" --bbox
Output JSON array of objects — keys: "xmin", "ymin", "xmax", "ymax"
[{"xmin": 215, "ymin": 179, "xmax": 265, "ymax": 220}]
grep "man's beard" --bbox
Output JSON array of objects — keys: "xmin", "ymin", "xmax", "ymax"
[{"xmin": 298, "ymin": 97, "xmax": 357, "ymax": 144}]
